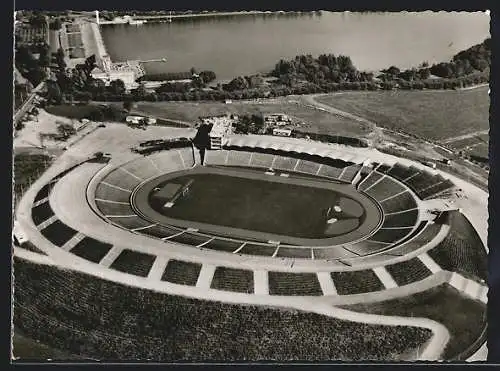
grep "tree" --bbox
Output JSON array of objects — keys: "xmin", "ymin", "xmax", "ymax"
[
  {"xmin": 190, "ymin": 67, "xmax": 198, "ymax": 76},
  {"xmin": 38, "ymin": 44, "xmax": 50, "ymax": 67},
  {"xmin": 123, "ymin": 99, "xmax": 133, "ymax": 111},
  {"xmin": 109, "ymin": 79, "xmax": 126, "ymax": 95},
  {"xmin": 49, "ymin": 18, "xmax": 62, "ymax": 30},
  {"xmin": 55, "ymin": 48, "xmax": 66, "ymax": 70},
  {"xmin": 199, "ymin": 70, "xmax": 216, "ymax": 84}
]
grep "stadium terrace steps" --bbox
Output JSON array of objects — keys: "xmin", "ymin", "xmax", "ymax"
[
  {"xmin": 102, "ymin": 169, "xmax": 142, "ymax": 191},
  {"xmin": 273, "ymin": 156, "xmax": 298, "ymax": 172},
  {"xmin": 210, "ymin": 266, "xmax": 254, "ymax": 293},
  {"xmin": 70, "ymin": 237, "xmax": 114, "ymax": 263},
  {"xmin": 330, "ymin": 269, "xmax": 384, "ymax": 295},
  {"xmin": 249, "ymin": 152, "xmax": 275, "ymax": 169},
  {"xmin": 427, "ymin": 211, "xmax": 487, "ymax": 282},
  {"xmin": 109, "ymin": 249, "xmax": 156, "ymax": 277},
  {"xmin": 385, "ymin": 257, "xmax": 433, "ymax": 286},
  {"xmin": 161, "ymin": 259, "xmax": 202, "ymax": 286},
  {"xmin": 268, "ymin": 271, "xmax": 323, "ymax": 296},
  {"xmin": 357, "ymin": 171, "xmax": 383, "ymax": 191}
]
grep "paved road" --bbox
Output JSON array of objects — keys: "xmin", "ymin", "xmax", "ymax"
[{"xmin": 13, "ymin": 82, "xmax": 45, "ymax": 125}]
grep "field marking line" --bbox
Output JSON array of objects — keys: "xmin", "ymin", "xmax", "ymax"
[
  {"xmin": 101, "ymin": 181, "xmax": 133, "ymax": 193},
  {"xmin": 119, "ymin": 166, "xmax": 143, "ymax": 181},
  {"xmin": 379, "ymin": 190, "xmax": 409, "ymax": 203},
  {"xmin": 95, "ymin": 198, "xmax": 130, "ymax": 205}
]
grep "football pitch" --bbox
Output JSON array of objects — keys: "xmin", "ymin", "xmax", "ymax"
[{"xmin": 134, "ymin": 167, "xmax": 382, "ymax": 244}]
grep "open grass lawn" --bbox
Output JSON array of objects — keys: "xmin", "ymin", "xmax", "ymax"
[
  {"xmin": 135, "ymin": 101, "xmax": 367, "ymax": 137},
  {"xmin": 14, "ymin": 153, "xmax": 52, "ymax": 199},
  {"xmin": 153, "ymin": 174, "xmax": 355, "ymax": 238},
  {"xmin": 12, "ymin": 331, "xmax": 82, "ymax": 360},
  {"xmin": 14, "ymin": 258, "xmax": 433, "ymax": 361},
  {"xmin": 342, "ymin": 284, "xmax": 486, "ymax": 360},
  {"xmin": 316, "ymin": 87, "xmax": 489, "ymax": 141},
  {"xmin": 46, "ymin": 105, "xmax": 101, "ymax": 120}
]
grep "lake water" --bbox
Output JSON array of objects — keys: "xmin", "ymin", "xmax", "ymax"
[{"xmin": 101, "ymin": 11, "xmax": 490, "ymax": 81}]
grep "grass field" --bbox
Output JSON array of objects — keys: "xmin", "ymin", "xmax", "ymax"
[
  {"xmin": 151, "ymin": 174, "xmax": 363, "ymax": 238},
  {"xmin": 342, "ymin": 284, "xmax": 487, "ymax": 360},
  {"xmin": 316, "ymin": 87, "xmax": 489, "ymax": 141},
  {"xmin": 14, "ymin": 153, "xmax": 53, "ymax": 200},
  {"xmin": 45, "ymin": 105, "xmax": 101, "ymax": 120},
  {"xmin": 134, "ymin": 101, "xmax": 368, "ymax": 137}
]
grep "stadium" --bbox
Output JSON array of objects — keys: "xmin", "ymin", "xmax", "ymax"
[{"xmin": 13, "ymin": 122, "xmax": 488, "ymax": 361}]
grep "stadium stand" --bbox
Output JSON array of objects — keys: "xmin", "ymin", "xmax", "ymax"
[
  {"xmin": 330, "ymin": 270, "xmax": 384, "ymax": 295},
  {"xmin": 107, "ymin": 216, "xmax": 154, "ymax": 230},
  {"xmin": 385, "ymin": 257, "xmax": 433, "ymax": 286},
  {"xmin": 94, "ymin": 183, "xmax": 131, "ymax": 203},
  {"xmin": 148, "ymin": 151, "xmax": 188, "ymax": 173},
  {"xmin": 202, "ymin": 238, "xmax": 244, "ymax": 253},
  {"xmin": 103, "ymin": 169, "xmax": 142, "ymax": 191},
  {"xmin": 204, "ymin": 150, "xmax": 228, "ymax": 166},
  {"xmin": 339, "ymin": 165, "xmax": 361, "ymax": 183},
  {"xmin": 161, "ymin": 259, "xmax": 201, "ymax": 286},
  {"xmin": 405, "ymin": 171, "xmax": 435, "ymax": 194},
  {"xmin": 312, "ymin": 247, "xmax": 359, "ymax": 260},
  {"xmin": 70, "ymin": 237, "xmax": 113, "ymax": 263},
  {"xmin": 210, "ymin": 266, "xmax": 254, "ymax": 293},
  {"xmin": 295, "ymin": 160, "xmax": 321, "ymax": 175},
  {"xmin": 386, "ymin": 163, "xmax": 416, "ymax": 182},
  {"xmin": 427, "ymin": 211, "xmax": 487, "ymax": 282},
  {"xmin": 239, "ymin": 243, "xmax": 277, "ymax": 256},
  {"xmin": 273, "ymin": 156, "xmax": 298, "ymax": 172},
  {"xmin": 178, "ymin": 147, "xmax": 195, "ymax": 168},
  {"xmin": 95, "ymin": 200, "xmax": 135, "ymax": 216},
  {"xmin": 364, "ymin": 177, "xmax": 406, "ymax": 201},
  {"xmin": 122, "ymin": 158, "xmax": 160, "ymax": 181},
  {"xmin": 227, "ymin": 151, "xmax": 252, "ymax": 167},
  {"xmin": 369, "ymin": 227, "xmax": 413, "ymax": 244},
  {"xmin": 384, "ymin": 222, "xmax": 441, "ymax": 256},
  {"xmin": 420, "ymin": 180, "xmax": 455, "ymax": 200},
  {"xmin": 375, "ymin": 164, "xmax": 393, "ymax": 174},
  {"xmin": 138, "ymin": 224, "xmax": 183, "ymax": 239},
  {"xmin": 317, "ymin": 164, "xmax": 343, "ymax": 180},
  {"xmin": 268, "ymin": 271, "xmax": 323, "ymax": 296},
  {"xmin": 168, "ymin": 232, "xmax": 212, "ymax": 247},
  {"xmin": 383, "ymin": 209, "xmax": 419, "ymax": 228},
  {"xmin": 13, "ymin": 258, "xmax": 433, "ymax": 361},
  {"xmin": 250, "ymin": 153, "xmax": 275, "ymax": 169},
  {"xmin": 109, "ymin": 249, "xmax": 156, "ymax": 277},
  {"xmin": 345, "ymin": 240, "xmax": 391, "ymax": 256},
  {"xmin": 380, "ymin": 192, "xmax": 418, "ymax": 214},
  {"xmin": 31, "ymin": 201, "xmax": 55, "ymax": 226},
  {"xmin": 358, "ymin": 172, "xmax": 383, "ymax": 191},
  {"xmin": 275, "ymin": 247, "xmax": 312, "ymax": 259},
  {"xmin": 40, "ymin": 220, "xmax": 78, "ymax": 247}
]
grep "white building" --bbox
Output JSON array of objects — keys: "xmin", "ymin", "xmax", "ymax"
[
  {"xmin": 205, "ymin": 116, "xmax": 234, "ymax": 150},
  {"xmin": 272, "ymin": 128, "xmax": 292, "ymax": 137}
]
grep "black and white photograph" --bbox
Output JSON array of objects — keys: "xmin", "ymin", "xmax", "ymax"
[{"xmin": 12, "ymin": 9, "xmax": 490, "ymax": 362}]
